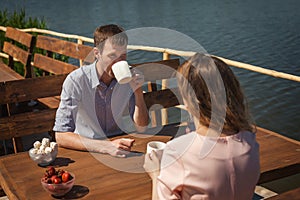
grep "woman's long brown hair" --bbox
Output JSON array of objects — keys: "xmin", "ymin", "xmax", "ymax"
[{"xmin": 177, "ymin": 53, "xmax": 254, "ymax": 133}]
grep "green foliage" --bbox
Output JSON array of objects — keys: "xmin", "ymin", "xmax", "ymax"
[
  {"xmin": 0, "ymin": 8, "xmax": 47, "ymax": 45},
  {"xmin": 0, "ymin": 8, "xmax": 47, "ymax": 29},
  {"xmin": 0, "ymin": 8, "xmax": 47, "ymax": 76},
  {"xmin": 0, "ymin": 8, "xmax": 70, "ymax": 77}
]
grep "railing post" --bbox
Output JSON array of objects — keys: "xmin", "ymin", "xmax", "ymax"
[
  {"xmin": 161, "ymin": 51, "xmax": 170, "ymax": 125},
  {"xmin": 163, "ymin": 52, "xmax": 170, "ymax": 60},
  {"xmin": 77, "ymin": 39, "xmax": 83, "ymax": 67}
]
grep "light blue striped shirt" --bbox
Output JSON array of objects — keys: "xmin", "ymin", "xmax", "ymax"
[{"xmin": 53, "ymin": 62, "xmax": 135, "ymax": 139}]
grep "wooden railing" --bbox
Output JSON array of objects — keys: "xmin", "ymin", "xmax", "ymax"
[{"xmin": 0, "ymin": 26, "xmax": 300, "ymax": 82}]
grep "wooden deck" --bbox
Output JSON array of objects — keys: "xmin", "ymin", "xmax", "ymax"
[
  {"xmin": 255, "ymin": 127, "xmax": 300, "ymax": 184},
  {"xmin": 266, "ymin": 187, "xmax": 300, "ymax": 199}
]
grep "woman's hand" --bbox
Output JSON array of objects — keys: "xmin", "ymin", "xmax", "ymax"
[{"xmin": 143, "ymin": 151, "xmax": 160, "ymax": 179}]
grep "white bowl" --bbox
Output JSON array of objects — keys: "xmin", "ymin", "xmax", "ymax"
[{"xmin": 29, "ymin": 148, "xmax": 58, "ymax": 166}]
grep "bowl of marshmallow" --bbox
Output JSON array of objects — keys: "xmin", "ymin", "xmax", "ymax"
[{"xmin": 29, "ymin": 138, "xmax": 58, "ymax": 166}]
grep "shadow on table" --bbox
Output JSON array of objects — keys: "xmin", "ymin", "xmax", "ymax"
[
  {"xmin": 52, "ymin": 185, "xmax": 89, "ymax": 199},
  {"xmin": 50, "ymin": 157, "xmax": 75, "ymax": 167},
  {"xmin": 126, "ymin": 151, "xmax": 144, "ymax": 158}
]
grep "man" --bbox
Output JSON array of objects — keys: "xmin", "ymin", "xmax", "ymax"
[{"xmin": 53, "ymin": 24, "xmax": 149, "ymax": 157}]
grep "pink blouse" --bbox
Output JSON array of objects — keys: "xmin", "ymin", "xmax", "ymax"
[{"xmin": 157, "ymin": 131, "xmax": 260, "ymax": 200}]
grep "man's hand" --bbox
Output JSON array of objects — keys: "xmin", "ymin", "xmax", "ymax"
[
  {"xmin": 108, "ymin": 138, "xmax": 135, "ymax": 158},
  {"xmin": 129, "ymin": 68, "xmax": 144, "ymax": 92},
  {"xmin": 111, "ymin": 138, "xmax": 135, "ymax": 151}
]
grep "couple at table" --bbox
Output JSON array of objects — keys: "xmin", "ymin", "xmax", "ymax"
[{"xmin": 53, "ymin": 24, "xmax": 260, "ymax": 199}]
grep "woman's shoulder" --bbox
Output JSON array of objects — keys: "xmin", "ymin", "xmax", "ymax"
[
  {"xmin": 168, "ymin": 131, "xmax": 198, "ymax": 144},
  {"xmin": 166, "ymin": 132, "xmax": 199, "ymax": 154}
]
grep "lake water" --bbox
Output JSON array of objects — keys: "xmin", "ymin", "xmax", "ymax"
[{"xmin": 2, "ymin": 0, "xmax": 300, "ymax": 140}]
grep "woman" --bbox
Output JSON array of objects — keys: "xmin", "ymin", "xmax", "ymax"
[{"xmin": 144, "ymin": 53, "xmax": 260, "ymax": 200}]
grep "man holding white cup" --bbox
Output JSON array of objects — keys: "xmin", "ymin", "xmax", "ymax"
[
  {"xmin": 111, "ymin": 60, "xmax": 132, "ymax": 84},
  {"xmin": 53, "ymin": 24, "xmax": 149, "ymax": 157}
]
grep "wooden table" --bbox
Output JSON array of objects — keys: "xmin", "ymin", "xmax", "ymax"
[
  {"xmin": 0, "ymin": 124, "xmax": 299, "ymax": 199},
  {"xmin": 0, "ymin": 62, "xmax": 24, "ymax": 82},
  {"xmin": 0, "ymin": 133, "xmax": 171, "ymax": 200}
]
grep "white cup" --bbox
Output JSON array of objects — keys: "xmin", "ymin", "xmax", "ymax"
[
  {"xmin": 112, "ymin": 61, "xmax": 132, "ymax": 84},
  {"xmin": 146, "ymin": 141, "xmax": 166, "ymax": 160}
]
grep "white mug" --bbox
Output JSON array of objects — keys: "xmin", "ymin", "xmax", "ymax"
[
  {"xmin": 112, "ymin": 61, "xmax": 132, "ymax": 84},
  {"xmin": 146, "ymin": 141, "xmax": 166, "ymax": 160}
]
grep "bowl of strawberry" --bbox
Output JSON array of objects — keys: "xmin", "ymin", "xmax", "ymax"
[{"xmin": 41, "ymin": 166, "xmax": 75, "ymax": 197}]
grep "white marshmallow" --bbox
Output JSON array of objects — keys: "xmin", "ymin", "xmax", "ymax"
[
  {"xmin": 31, "ymin": 148, "xmax": 38, "ymax": 154},
  {"xmin": 44, "ymin": 147, "xmax": 52, "ymax": 154},
  {"xmin": 50, "ymin": 142, "xmax": 58, "ymax": 149},
  {"xmin": 41, "ymin": 138, "xmax": 50, "ymax": 146},
  {"xmin": 33, "ymin": 141, "xmax": 41, "ymax": 149},
  {"xmin": 39, "ymin": 144, "xmax": 47, "ymax": 151},
  {"xmin": 37, "ymin": 149, "xmax": 44, "ymax": 154}
]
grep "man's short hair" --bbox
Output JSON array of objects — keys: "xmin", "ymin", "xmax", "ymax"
[{"xmin": 94, "ymin": 24, "xmax": 128, "ymax": 52}]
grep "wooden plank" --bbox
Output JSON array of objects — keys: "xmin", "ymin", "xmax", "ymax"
[
  {"xmin": 256, "ymin": 127, "xmax": 300, "ymax": 184},
  {"xmin": 0, "ymin": 117, "xmax": 10, "ymax": 139},
  {"xmin": 3, "ymin": 42, "xmax": 30, "ymax": 65},
  {"xmin": 37, "ymin": 96, "xmax": 61, "ymax": 109},
  {"xmin": 0, "ymin": 161, "xmax": 22, "ymax": 199},
  {"xmin": 33, "ymin": 54, "xmax": 77, "ymax": 74},
  {"xmin": 35, "ymin": 35, "xmax": 93, "ymax": 60},
  {"xmin": 5, "ymin": 27, "xmax": 33, "ymax": 48},
  {"xmin": 0, "ymin": 108, "xmax": 57, "ymax": 140},
  {"xmin": 144, "ymin": 88, "xmax": 181, "ymax": 109},
  {"xmin": 0, "ymin": 74, "xmax": 66, "ymax": 104},
  {"xmin": 259, "ymin": 164, "xmax": 300, "ymax": 184},
  {"xmin": 3, "ymin": 27, "xmax": 35, "ymax": 78},
  {"xmin": 0, "ymin": 62, "xmax": 24, "ymax": 81},
  {"xmin": 131, "ymin": 58, "xmax": 180, "ymax": 82},
  {"xmin": 266, "ymin": 187, "xmax": 300, "ymax": 200}
]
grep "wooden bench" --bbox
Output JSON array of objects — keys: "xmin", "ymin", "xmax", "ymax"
[
  {"xmin": 132, "ymin": 58, "xmax": 182, "ymax": 127},
  {"xmin": 32, "ymin": 34, "xmax": 94, "ymax": 108},
  {"xmin": 0, "ymin": 27, "xmax": 34, "ymax": 127},
  {"xmin": 0, "ymin": 74, "xmax": 67, "ymax": 153},
  {"xmin": 33, "ymin": 34, "xmax": 94, "ymax": 74},
  {"xmin": 1, "ymin": 27, "xmax": 35, "ymax": 78}
]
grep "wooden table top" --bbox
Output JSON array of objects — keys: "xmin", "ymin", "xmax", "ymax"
[
  {"xmin": 0, "ymin": 124, "xmax": 299, "ymax": 199},
  {"xmin": 0, "ymin": 133, "xmax": 171, "ymax": 200},
  {"xmin": 0, "ymin": 62, "xmax": 24, "ymax": 82}
]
